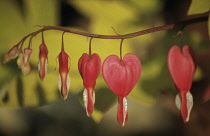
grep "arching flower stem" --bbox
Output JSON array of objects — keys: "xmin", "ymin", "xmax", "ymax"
[{"xmin": 10, "ymin": 15, "xmax": 207, "ymax": 49}]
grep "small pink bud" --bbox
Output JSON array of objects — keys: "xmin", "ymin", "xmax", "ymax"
[
  {"xmin": 3, "ymin": 45, "xmax": 19, "ymax": 63},
  {"xmin": 17, "ymin": 50, "xmax": 24, "ymax": 69},
  {"xmin": 102, "ymin": 53, "xmax": 141, "ymax": 126},
  {"xmin": 22, "ymin": 48, "xmax": 32, "ymax": 76},
  {"xmin": 58, "ymin": 49, "xmax": 70, "ymax": 100},
  {"xmin": 78, "ymin": 53, "xmax": 101, "ymax": 116},
  {"xmin": 168, "ymin": 45, "xmax": 196, "ymax": 123},
  {"xmin": 38, "ymin": 43, "xmax": 48, "ymax": 80}
]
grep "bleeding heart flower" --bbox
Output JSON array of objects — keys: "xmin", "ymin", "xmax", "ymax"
[
  {"xmin": 58, "ymin": 49, "xmax": 70, "ymax": 100},
  {"xmin": 102, "ymin": 53, "xmax": 141, "ymax": 126},
  {"xmin": 22, "ymin": 48, "xmax": 32, "ymax": 76},
  {"xmin": 38, "ymin": 43, "xmax": 48, "ymax": 80},
  {"xmin": 78, "ymin": 53, "xmax": 101, "ymax": 117},
  {"xmin": 168, "ymin": 45, "xmax": 196, "ymax": 123},
  {"xmin": 3, "ymin": 45, "xmax": 19, "ymax": 64}
]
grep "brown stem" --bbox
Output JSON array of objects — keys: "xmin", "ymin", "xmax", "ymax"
[
  {"xmin": 41, "ymin": 28, "xmax": 45, "ymax": 44},
  {"xmin": 89, "ymin": 37, "xmax": 93, "ymax": 56},
  {"xmin": 28, "ymin": 35, "xmax": 34, "ymax": 48},
  {"xmin": 19, "ymin": 40, "xmax": 25, "ymax": 50},
  {"xmin": 111, "ymin": 27, "xmax": 120, "ymax": 35},
  {"xmin": 16, "ymin": 14, "xmax": 208, "ymax": 46},
  {"xmin": 120, "ymin": 39, "xmax": 124, "ymax": 61},
  {"xmin": 61, "ymin": 31, "xmax": 65, "ymax": 50}
]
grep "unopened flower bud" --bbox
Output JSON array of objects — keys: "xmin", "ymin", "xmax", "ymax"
[
  {"xmin": 3, "ymin": 45, "xmax": 19, "ymax": 63},
  {"xmin": 38, "ymin": 43, "xmax": 48, "ymax": 80},
  {"xmin": 22, "ymin": 48, "xmax": 32, "ymax": 76},
  {"xmin": 58, "ymin": 49, "xmax": 70, "ymax": 100},
  {"xmin": 17, "ymin": 50, "xmax": 24, "ymax": 69}
]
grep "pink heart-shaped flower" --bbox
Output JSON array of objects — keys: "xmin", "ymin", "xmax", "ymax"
[
  {"xmin": 102, "ymin": 53, "xmax": 141, "ymax": 126},
  {"xmin": 102, "ymin": 53, "xmax": 141, "ymax": 97},
  {"xmin": 78, "ymin": 53, "xmax": 101, "ymax": 117},
  {"xmin": 168, "ymin": 45, "xmax": 196, "ymax": 92},
  {"xmin": 168, "ymin": 45, "xmax": 196, "ymax": 123}
]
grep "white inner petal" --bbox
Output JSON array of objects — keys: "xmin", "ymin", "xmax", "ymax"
[
  {"xmin": 45, "ymin": 59, "xmax": 48, "ymax": 74},
  {"xmin": 186, "ymin": 92, "xmax": 193, "ymax": 122},
  {"xmin": 58, "ymin": 74, "xmax": 61, "ymax": 92},
  {"xmin": 175, "ymin": 92, "xmax": 194, "ymax": 122},
  {"xmin": 83, "ymin": 88, "xmax": 88, "ymax": 109},
  {"xmin": 123, "ymin": 97, "xmax": 128, "ymax": 125},
  {"xmin": 66, "ymin": 73, "xmax": 70, "ymax": 91},
  {"xmin": 24, "ymin": 55, "xmax": 29, "ymax": 64},
  {"xmin": 175, "ymin": 94, "xmax": 181, "ymax": 110}
]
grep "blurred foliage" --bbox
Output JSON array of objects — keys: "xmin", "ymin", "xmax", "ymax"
[
  {"xmin": 188, "ymin": 0, "xmax": 210, "ymax": 15},
  {"xmin": 0, "ymin": 0, "xmax": 209, "ymax": 123},
  {"xmin": 188, "ymin": 0, "xmax": 210, "ymax": 36},
  {"xmin": 209, "ymin": 14, "xmax": 210, "ymax": 36}
]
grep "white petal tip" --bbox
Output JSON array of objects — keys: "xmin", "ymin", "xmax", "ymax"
[
  {"xmin": 62, "ymin": 96, "xmax": 68, "ymax": 100},
  {"xmin": 186, "ymin": 92, "xmax": 193, "ymax": 122},
  {"xmin": 175, "ymin": 92, "xmax": 193, "ymax": 122},
  {"xmin": 83, "ymin": 88, "xmax": 88, "ymax": 108},
  {"xmin": 175, "ymin": 94, "xmax": 181, "ymax": 110}
]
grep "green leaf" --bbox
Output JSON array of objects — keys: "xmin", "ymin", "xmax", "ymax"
[
  {"xmin": 0, "ymin": 0, "xmax": 25, "ymax": 52},
  {"xmin": 24, "ymin": 0, "xmax": 58, "ymax": 26},
  {"xmin": 188, "ymin": 0, "xmax": 210, "ymax": 15}
]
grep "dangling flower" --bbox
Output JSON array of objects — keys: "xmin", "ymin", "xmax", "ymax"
[
  {"xmin": 58, "ymin": 32, "xmax": 70, "ymax": 100},
  {"xmin": 102, "ymin": 53, "xmax": 141, "ymax": 126},
  {"xmin": 58, "ymin": 49, "xmax": 70, "ymax": 100},
  {"xmin": 38, "ymin": 29, "xmax": 48, "ymax": 80},
  {"xmin": 38, "ymin": 43, "xmax": 48, "ymax": 80},
  {"xmin": 22, "ymin": 48, "xmax": 33, "ymax": 76},
  {"xmin": 3, "ymin": 45, "xmax": 19, "ymax": 63},
  {"xmin": 17, "ymin": 50, "xmax": 24, "ymax": 69},
  {"xmin": 168, "ymin": 45, "xmax": 196, "ymax": 123},
  {"xmin": 78, "ymin": 53, "xmax": 101, "ymax": 117}
]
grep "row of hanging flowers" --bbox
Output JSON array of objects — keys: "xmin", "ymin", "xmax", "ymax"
[{"xmin": 3, "ymin": 26, "xmax": 196, "ymax": 126}]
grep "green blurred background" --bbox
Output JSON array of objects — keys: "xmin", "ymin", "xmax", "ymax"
[{"xmin": 0, "ymin": 0, "xmax": 209, "ymax": 136}]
